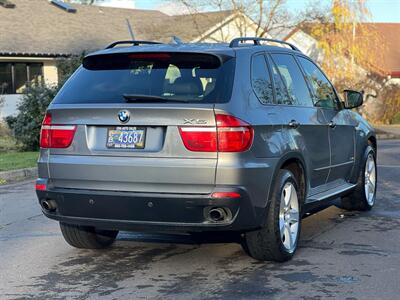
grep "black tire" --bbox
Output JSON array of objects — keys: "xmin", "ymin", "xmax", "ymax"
[
  {"xmin": 60, "ymin": 222, "xmax": 118, "ymax": 249},
  {"xmin": 242, "ymin": 169, "xmax": 302, "ymax": 262},
  {"xmin": 341, "ymin": 145, "xmax": 377, "ymax": 211}
]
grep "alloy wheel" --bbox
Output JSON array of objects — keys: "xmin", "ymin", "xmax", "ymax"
[{"xmin": 279, "ymin": 182, "xmax": 300, "ymax": 252}]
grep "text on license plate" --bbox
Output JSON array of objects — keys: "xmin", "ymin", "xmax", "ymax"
[{"xmin": 106, "ymin": 127, "xmax": 146, "ymax": 149}]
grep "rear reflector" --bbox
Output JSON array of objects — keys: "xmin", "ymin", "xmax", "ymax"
[
  {"xmin": 40, "ymin": 113, "xmax": 76, "ymax": 148},
  {"xmin": 178, "ymin": 114, "xmax": 253, "ymax": 152},
  {"xmin": 35, "ymin": 183, "xmax": 47, "ymax": 191},
  {"xmin": 211, "ymin": 192, "xmax": 241, "ymax": 199}
]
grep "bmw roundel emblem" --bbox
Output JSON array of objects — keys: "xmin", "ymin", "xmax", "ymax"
[{"xmin": 118, "ymin": 110, "xmax": 130, "ymax": 123}]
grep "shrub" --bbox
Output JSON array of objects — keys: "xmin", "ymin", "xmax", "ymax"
[
  {"xmin": 5, "ymin": 84, "xmax": 58, "ymax": 150},
  {"xmin": 392, "ymin": 112, "xmax": 400, "ymax": 125},
  {"xmin": 5, "ymin": 54, "xmax": 84, "ymax": 151}
]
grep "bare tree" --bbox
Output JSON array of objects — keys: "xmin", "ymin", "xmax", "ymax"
[{"xmin": 179, "ymin": 0, "xmax": 320, "ymax": 40}]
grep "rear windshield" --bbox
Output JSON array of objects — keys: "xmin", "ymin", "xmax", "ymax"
[{"xmin": 53, "ymin": 52, "xmax": 235, "ymax": 104}]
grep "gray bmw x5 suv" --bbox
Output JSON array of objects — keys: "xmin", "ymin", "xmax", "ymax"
[{"xmin": 36, "ymin": 37, "xmax": 377, "ymax": 262}]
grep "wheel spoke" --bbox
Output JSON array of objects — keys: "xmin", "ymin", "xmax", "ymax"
[
  {"xmin": 279, "ymin": 219, "xmax": 285, "ymax": 239},
  {"xmin": 284, "ymin": 223, "xmax": 292, "ymax": 249},
  {"xmin": 284, "ymin": 184, "xmax": 292, "ymax": 208},
  {"xmin": 289, "ymin": 209, "xmax": 299, "ymax": 223},
  {"xmin": 368, "ymin": 159, "xmax": 374, "ymax": 173}
]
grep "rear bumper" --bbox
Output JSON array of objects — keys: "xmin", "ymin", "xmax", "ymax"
[{"xmin": 36, "ymin": 184, "xmax": 261, "ymax": 233}]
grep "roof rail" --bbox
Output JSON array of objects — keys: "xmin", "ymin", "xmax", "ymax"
[
  {"xmin": 229, "ymin": 37, "xmax": 300, "ymax": 52},
  {"xmin": 105, "ymin": 40, "xmax": 163, "ymax": 49}
]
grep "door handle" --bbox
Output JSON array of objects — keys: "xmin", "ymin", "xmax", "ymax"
[
  {"xmin": 288, "ymin": 120, "xmax": 300, "ymax": 129},
  {"xmin": 328, "ymin": 121, "xmax": 336, "ymax": 128}
]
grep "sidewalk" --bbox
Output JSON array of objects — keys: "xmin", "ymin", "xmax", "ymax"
[{"xmin": 374, "ymin": 125, "xmax": 400, "ymax": 140}]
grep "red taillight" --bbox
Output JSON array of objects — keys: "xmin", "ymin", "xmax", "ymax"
[
  {"xmin": 215, "ymin": 114, "xmax": 253, "ymax": 152},
  {"xmin": 211, "ymin": 192, "xmax": 241, "ymax": 199},
  {"xmin": 40, "ymin": 113, "xmax": 76, "ymax": 148},
  {"xmin": 178, "ymin": 114, "xmax": 253, "ymax": 152}
]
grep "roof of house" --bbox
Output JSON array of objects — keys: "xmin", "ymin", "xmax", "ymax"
[
  {"xmin": 0, "ymin": 0, "xmax": 235, "ymax": 57},
  {"xmin": 285, "ymin": 22, "xmax": 400, "ymax": 76}
]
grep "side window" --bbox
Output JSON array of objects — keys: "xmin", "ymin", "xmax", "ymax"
[
  {"xmin": 270, "ymin": 53, "xmax": 314, "ymax": 107},
  {"xmin": 297, "ymin": 57, "xmax": 338, "ymax": 109},
  {"xmin": 267, "ymin": 56, "xmax": 292, "ymax": 105},
  {"xmin": 251, "ymin": 54, "xmax": 274, "ymax": 104}
]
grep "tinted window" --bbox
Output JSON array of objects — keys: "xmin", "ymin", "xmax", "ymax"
[
  {"xmin": 298, "ymin": 57, "xmax": 338, "ymax": 109},
  {"xmin": 0, "ymin": 62, "xmax": 43, "ymax": 94},
  {"xmin": 251, "ymin": 54, "xmax": 273, "ymax": 104},
  {"xmin": 54, "ymin": 53, "xmax": 235, "ymax": 104},
  {"xmin": 267, "ymin": 56, "xmax": 292, "ymax": 105},
  {"xmin": 270, "ymin": 54, "xmax": 314, "ymax": 107},
  {"xmin": 0, "ymin": 63, "xmax": 12, "ymax": 94}
]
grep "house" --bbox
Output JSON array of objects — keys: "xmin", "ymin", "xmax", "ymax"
[{"xmin": 0, "ymin": 0, "xmax": 258, "ymax": 118}]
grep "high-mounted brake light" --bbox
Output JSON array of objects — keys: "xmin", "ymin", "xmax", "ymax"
[
  {"xmin": 178, "ymin": 114, "xmax": 253, "ymax": 152},
  {"xmin": 40, "ymin": 112, "xmax": 76, "ymax": 148},
  {"xmin": 128, "ymin": 53, "xmax": 171, "ymax": 60}
]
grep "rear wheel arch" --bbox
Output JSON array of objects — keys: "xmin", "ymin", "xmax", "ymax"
[
  {"xmin": 368, "ymin": 135, "xmax": 377, "ymax": 152},
  {"xmin": 267, "ymin": 152, "xmax": 308, "ymax": 209}
]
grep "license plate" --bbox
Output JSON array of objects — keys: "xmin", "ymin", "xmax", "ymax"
[{"xmin": 106, "ymin": 126, "xmax": 146, "ymax": 149}]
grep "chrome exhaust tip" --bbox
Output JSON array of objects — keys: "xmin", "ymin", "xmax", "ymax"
[
  {"xmin": 41, "ymin": 199, "xmax": 57, "ymax": 212},
  {"xmin": 208, "ymin": 207, "xmax": 231, "ymax": 222}
]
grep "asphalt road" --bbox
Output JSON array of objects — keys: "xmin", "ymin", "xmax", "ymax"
[{"xmin": 1, "ymin": 140, "xmax": 399, "ymax": 300}]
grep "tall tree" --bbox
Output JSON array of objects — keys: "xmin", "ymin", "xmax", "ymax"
[{"xmin": 309, "ymin": 0, "xmax": 385, "ymax": 87}]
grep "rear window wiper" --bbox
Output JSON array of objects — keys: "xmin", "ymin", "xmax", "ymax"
[{"xmin": 122, "ymin": 94, "xmax": 189, "ymax": 103}]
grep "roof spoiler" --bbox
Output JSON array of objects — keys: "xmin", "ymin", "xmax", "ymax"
[
  {"xmin": 229, "ymin": 37, "xmax": 301, "ymax": 52},
  {"xmin": 105, "ymin": 40, "xmax": 163, "ymax": 49}
]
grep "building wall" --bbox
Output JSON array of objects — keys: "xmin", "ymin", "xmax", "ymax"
[{"xmin": 0, "ymin": 57, "xmax": 58, "ymax": 119}]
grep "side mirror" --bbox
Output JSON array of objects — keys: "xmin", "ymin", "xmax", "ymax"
[{"xmin": 343, "ymin": 89, "xmax": 363, "ymax": 109}]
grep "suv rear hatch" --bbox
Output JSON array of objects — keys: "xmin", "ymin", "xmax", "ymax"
[{"xmin": 42, "ymin": 51, "xmax": 235, "ymax": 194}]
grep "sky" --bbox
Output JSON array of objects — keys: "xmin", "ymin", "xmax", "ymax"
[{"xmin": 132, "ymin": 0, "xmax": 400, "ymax": 22}]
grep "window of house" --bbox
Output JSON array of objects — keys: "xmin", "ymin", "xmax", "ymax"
[
  {"xmin": 297, "ymin": 56, "xmax": 338, "ymax": 109},
  {"xmin": 270, "ymin": 54, "xmax": 314, "ymax": 107},
  {"xmin": 0, "ymin": 62, "xmax": 44, "ymax": 94},
  {"xmin": 0, "ymin": 63, "xmax": 13, "ymax": 94},
  {"xmin": 251, "ymin": 54, "xmax": 274, "ymax": 104}
]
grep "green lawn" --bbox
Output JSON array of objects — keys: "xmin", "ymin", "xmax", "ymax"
[{"xmin": 0, "ymin": 151, "xmax": 39, "ymax": 172}]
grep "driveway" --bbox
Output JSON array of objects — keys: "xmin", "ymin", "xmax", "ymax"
[{"xmin": 1, "ymin": 139, "xmax": 399, "ymax": 299}]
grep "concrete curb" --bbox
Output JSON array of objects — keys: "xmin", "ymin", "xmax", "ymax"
[
  {"xmin": 376, "ymin": 133, "xmax": 400, "ymax": 140},
  {"xmin": 0, "ymin": 167, "xmax": 37, "ymax": 184}
]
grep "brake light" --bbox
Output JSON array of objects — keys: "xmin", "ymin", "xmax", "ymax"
[
  {"xmin": 40, "ymin": 113, "xmax": 76, "ymax": 148},
  {"xmin": 216, "ymin": 114, "xmax": 253, "ymax": 152},
  {"xmin": 178, "ymin": 114, "xmax": 253, "ymax": 152},
  {"xmin": 128, "ymin": 53, "xmax": 171, "ymax": 60}
]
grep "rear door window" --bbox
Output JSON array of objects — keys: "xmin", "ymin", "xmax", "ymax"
[
  {"xmin": 251, "ymin": 54, "xmax": 274, "ymax": 104},
  {"xmin": 54, "ymin": 52, "xmax": 235, "ymax": 104},
  {"xmin": 270, "ymin": 53, "xmax": 314, "ymax": 107}
]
